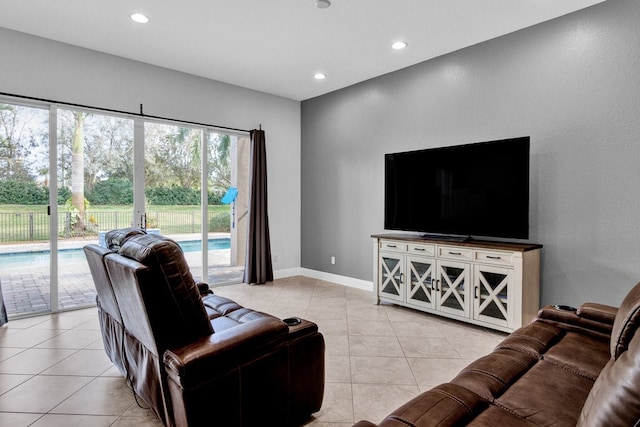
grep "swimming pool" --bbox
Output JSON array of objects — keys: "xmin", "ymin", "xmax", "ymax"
[{"xmin": 0, "ymin": 238, "xmax": 230, "ymax": 269}]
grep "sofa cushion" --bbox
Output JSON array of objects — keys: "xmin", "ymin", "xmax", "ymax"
[
  {"xmin": 610, "ymin": 281, "xmax": 640, "ymax": 359},
  {"xmin": 495, "ymin": 359, "xmax": 596, "ymax": 426}
]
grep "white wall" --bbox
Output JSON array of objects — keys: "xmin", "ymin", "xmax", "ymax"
[
  {"xmin": 301, "ymin": 0, "xmax": 640, "ymax": 307},
  {"xmin": 0, "ymin": 27, "xmax": 301, "ymax": 273}
]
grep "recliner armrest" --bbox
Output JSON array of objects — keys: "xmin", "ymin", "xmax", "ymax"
[
  {"xmin": 163, "ymin": 317, "xmax": 288, "ymax": 388},
  {"xmin": 535, "ymin": 302, "xmax": 618, "ymax": 339},
  {"xmin": 577, "ymin": 302, "xmax": 617, "ymax": 325}
]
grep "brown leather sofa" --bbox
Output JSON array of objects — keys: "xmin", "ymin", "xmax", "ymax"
[
  {"xmin": 84, "ymin": 228, "xmax": 324, "ymax": 427},
  {"xmin": 354, "ymin": 283, "xmax": 640, "ymax": 427}
]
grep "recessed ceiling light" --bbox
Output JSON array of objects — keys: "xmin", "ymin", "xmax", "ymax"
[
  {"xmin": 315, "ymin": 0, "xmax": 331, "ymax": 9},
  {"xmin": 392, "ymin": 41, "xmax": 408, "ymax": 50},
  {"xmin": 130, "ymin": 13, "xmax": 150, "ymax": 24},
  {"xmin": 314, "ymin": 73, "xmax": 326, "ymax": 80}
]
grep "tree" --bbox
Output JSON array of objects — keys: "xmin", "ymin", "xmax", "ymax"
[
  {"xmin": 71, "ymin": 111, "xmax": 87, "ymax": 229},
  {"xmin": 0, "ymin": 103, "xmax": 43, "ymax": 182},
  {"xmin": 208, "ymin": 133, "xmax": 231, "ymax": 192}
]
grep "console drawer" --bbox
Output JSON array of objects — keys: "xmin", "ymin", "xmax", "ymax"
[
  {"xmin": 475, "ymin": 250, "xmax": 514, "ymax": 266},
  {"xmin": 379, "ymin": 240, "xmax": 406, "ymax": 252},
  {"xmin": 407, "ymin": 243, "xmax": 435, "ymax": 257},
  {"xmin": 438, "ymin": 246, "xmax": 473, "ymax": 261}
]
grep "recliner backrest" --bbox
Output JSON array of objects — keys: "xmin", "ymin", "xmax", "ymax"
[{"xmin": 114, "ymin": 233, "xmax": 213, "ymax": 351}]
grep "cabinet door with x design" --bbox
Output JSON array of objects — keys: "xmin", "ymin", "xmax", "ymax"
[
  {"xmin": 436, "ymin": 260, "xmax": 471, "ymax": 318},
  {"xmin": 378, "ymin": 251, "xmax": 404, "ymax": 303},
  {"xmin": 473, "ymin": 264, "xmax": 513, "ymax": 328},
  {"xmin": 406, "ymin": 255, "xmax": 436, "ymax": 310}
]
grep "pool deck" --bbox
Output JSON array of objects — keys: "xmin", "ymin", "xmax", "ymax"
[{"xmin": 1, "ymin": 233, "xmax": 244, "ymax": 318}]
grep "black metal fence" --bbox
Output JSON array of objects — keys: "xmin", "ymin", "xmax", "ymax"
[{"xmin": 0, "ymin": 210, "xmax": 230, "ymax": 243}]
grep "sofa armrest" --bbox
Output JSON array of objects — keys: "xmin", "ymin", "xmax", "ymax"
[
  {"xmin": 577, "ymin": 302, "xmax": 617, "ymax": 324},
  {"xmin": 164, "ymin": 317, "xmax": 288, "ymax": 388},
  {"xmin": 535, "ymin": 303, "xmax": 617, "ymax": 339}
]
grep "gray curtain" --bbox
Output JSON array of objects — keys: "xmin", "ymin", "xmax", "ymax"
[{"xmin": 243, "ymin": 129, "xmax": 273, "ymax": 284}]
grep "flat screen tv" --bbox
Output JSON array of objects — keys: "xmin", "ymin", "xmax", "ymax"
[{"xmin": 384, "ymin": 137, "xmax": 530, "ymax": 240}]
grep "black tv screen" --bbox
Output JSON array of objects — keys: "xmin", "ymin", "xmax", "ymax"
[{"xmin": 384, "ymin": 137, "xmax": 530, "ymax": 240}]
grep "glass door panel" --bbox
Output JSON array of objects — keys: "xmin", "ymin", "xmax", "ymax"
[
  {"xmin": 379, "ymin": 253, "xmax": 403, "ymax": 301},
  {"xmin": 206, "ymin": 132, "xmax": 242, "ymax": 285},
  {"xmin": 406, "ymin": 256, "xmax": 435, "ymax": 309},
  {"xmin": 437, "ymin": 261, "xmax": 470, "ymax": 317},
  {"xmin": 144, "ymin": 123, "xmax": 204, "ymax": 278},
  {"xmin": 475, "ymin": 266, "xmax": 510, "ymax": 325},
  {"xmin": 56, "ymin": 109, "xmax": 134, "ymax": 311},
  {"xmin": 0, "ymin": 102, "xmax": 50, "ymax": 317}
]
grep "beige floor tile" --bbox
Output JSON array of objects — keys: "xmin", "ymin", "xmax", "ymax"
[
  {"xmin": 352, "ymin": 383, "xmax": 420, "ymax": 424},
  {"xmin": 109, "ymin": 403, "xmax": 164, "ymax": 427},
  {"xmin": 347, "ymin": 306, "xmax": 389, "ymax": 321},
  {"xmin": 0, "ymin": 315, "xmax": 52, "ymax": 329},
  {"xmin": 0, "ymin": 348, "xmax": 77, "ymax": 374},
  {"xmin": 349, "ymin": 335, "xmax": 404, "ymax": 357},
  {"xmin": 391, "ymin": 320, "xmax": 444, "ymax": 337},
  {"xmin": 307, "ymin": 307, "xmax": 347, "ymax": 321},
  {"xmin": 326, "ymin": 355, "xmax": 351, "ymax": 383},
  {"xmin": 0, "ymin": 347, "xmax": 25, "ymax": 362},
  {"xmin": 397, "ymin": 336, "xmax": 461, "ymax": 358},
  {"xmin": 0, "ymin": 374, "xmax": 92, "ymax": 412},
  {"xmin": 446, "ymin": 334, "xmax": 503, "ymax": 360},
  {"xmin": 311, "ymin": 383, "xmax": 354, "ymax": 423},
  {"xmin": 0, "ymin": 412, "xmax": 42, "ymax": 426},
  {"xmin": 29, "ymin": 314, "xmax": 97, "ymax": 330},
  {"xmin": 51, "ymin": 377, "xmax": 135, "ymax": 416},
  {"xmin": 0, "ymin": 373, "xmax": 33, "ymax": 394},
  {"xmin": 324, "ymin": 334, "xmax": 349, "ymax": 356},
  {"xmin": 407, "ymin": 357, "xmax": 470, "ymax": 389},
  {"xmin": 350, "ymin": 356, "xmax": 416, "ymax": 385},
  {"xmin": 42, "ymin": 349, "xmax": 113, "ymax": 376},
  {"xmin": 384, "ymin": 305, "xmax": 433, "ymax": 321},
  {"xmin": 348, "ymin": 319, "xmax": 395, "ymax": 336},
  {"xmin": 30, "ymin": 414, "xmax": 117, "ymax": 426},
  {"xmin": 313, "ymin": 318, "xmax": 348, "ymax": 335},
  {"xmin": 34, "ymin": 329, "xmax": 103, "ymax": 349},
  {"xmin": 308, "ymin": 297, "xmax": 347, "ymax": 309},
  {"xmin": 0, "ymin": 327, "xmax": 63, "ymax": 348}
]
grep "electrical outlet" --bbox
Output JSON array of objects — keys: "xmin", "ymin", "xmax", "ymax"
[
  {"xmin": 331, "ymin": 256, "xmax": 336, "ymax": 265},
  {"xmin": 273, "ymin": 255, "xmax": 278, "ymax": 264}
]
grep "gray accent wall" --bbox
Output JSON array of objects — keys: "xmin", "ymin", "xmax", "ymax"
[{"xmin": 301, "ymin": 0, "xmax": 640, "ymax": 307}]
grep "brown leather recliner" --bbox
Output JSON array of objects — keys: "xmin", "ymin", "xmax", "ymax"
[
  {"xmin": 354, "ymin": 282, "xmax": 640, "ymax": 426},
  {"xmin": 84, "ymin": 229, "xmax": 324, "ymax": 427}
]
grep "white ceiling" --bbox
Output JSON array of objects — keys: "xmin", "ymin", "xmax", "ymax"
[{"xmin": 0, "ymin": 0, "xmax": 606, "ymax": 101}]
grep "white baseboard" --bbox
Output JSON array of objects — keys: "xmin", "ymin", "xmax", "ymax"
[{"xmin": 274, "ymin": 267, "xmax": 373, "ymax": 292}]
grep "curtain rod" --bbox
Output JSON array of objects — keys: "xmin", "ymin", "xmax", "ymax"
[{"xmin": 0, "ymin": 91, "xmax": 251, "ymax": 134}]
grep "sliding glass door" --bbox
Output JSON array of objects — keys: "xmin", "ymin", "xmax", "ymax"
[
  {"xmin": 0, "ymin": 97, "xmax": 244, "ymax": 319},
  {"xmin": 0, "ymin": 102, "xmax": 51, "ymax": 317},
  {"xmin": 56, "ymin": 108, "xmax": 134, "ymax": 311}
]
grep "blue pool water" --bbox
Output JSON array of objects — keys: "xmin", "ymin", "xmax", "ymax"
[{"xmin": 0, "ymin": 238, "xmax": 230, "ymax": 269}]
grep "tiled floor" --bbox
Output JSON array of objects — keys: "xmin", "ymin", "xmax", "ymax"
[{"xmin": 0, "ymin": 276, "xmax": 507, "ymax": 426}]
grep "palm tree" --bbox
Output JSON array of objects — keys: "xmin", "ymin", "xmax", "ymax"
[{"xmin": 71, "ymin": 111, "xmax": 87, "ymax": 230}]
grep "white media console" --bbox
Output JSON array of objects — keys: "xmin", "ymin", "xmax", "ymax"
[{"xmin": 372, "ymin": 234, "xmax": 542, "ymax": 333}]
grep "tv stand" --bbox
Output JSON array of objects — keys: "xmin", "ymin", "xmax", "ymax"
[{"xmin": 372, "ymin": 233, "xmax": 542, "ymax": 333}]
